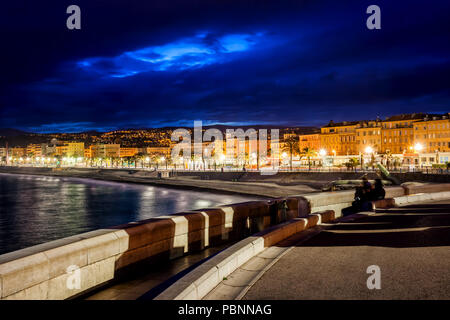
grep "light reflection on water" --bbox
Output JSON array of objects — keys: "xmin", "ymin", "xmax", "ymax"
[{"xmin": 0, "ymin": 173, "xmax": 257, "ymax": 255}]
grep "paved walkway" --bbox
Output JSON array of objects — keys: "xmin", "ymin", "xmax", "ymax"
[
  {"xmin": 210, "ymin": 200, "xmax": 450, "ymax": 300},
  {"xmin": 83, "ymin": 244, "xmax": 229, "ymax": 300}
]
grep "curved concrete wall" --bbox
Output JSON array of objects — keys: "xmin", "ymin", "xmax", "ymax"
[{"xmin": 1, "ymin": 183, "xmax": 449, "ymax": 300}]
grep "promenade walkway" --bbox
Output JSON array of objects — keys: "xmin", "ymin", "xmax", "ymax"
[{"xmin": 206, "ymin": 199, "xmax": 450, "ymax": 300}]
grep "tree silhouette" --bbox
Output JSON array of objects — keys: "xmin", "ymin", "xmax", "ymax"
[
  {"xmin": 282, "ymin": 136, "xmax": 300, "ymax": 171},
  {"xmin": 301, "ymin": 147, "xmax": 316, "ymax": 171}
]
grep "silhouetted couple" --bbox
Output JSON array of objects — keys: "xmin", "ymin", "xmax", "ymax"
[{"xmin": 352, "ymin": 177, "xmax": 385, "ymax": 212}]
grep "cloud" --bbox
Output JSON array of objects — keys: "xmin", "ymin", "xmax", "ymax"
[{"xmin": 76, "ymin": 32, "xmax": 265, "ymax": 78}]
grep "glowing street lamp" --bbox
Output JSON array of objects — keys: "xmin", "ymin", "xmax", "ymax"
[
  {"xmin": 414, "ymin": 143, "xmax": 423, "ymax": 153},
  {"xmin": 364, "ymin": 146, "xmax": 374, "ymax": 154},
  {"xmin": 160, "ymin": 156, "xmax": 167, "ymax": 170},
  {"xmin": 318, "ymin": 149, "xmax": 327, "ymax": 169}
]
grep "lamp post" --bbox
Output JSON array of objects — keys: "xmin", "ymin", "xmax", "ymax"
[
  {"xmin": 281, "ymin": 152, "xmax": 288, "ymax": 170},
  {"xmin": 220, "ymin": 153, "xmax": 226, "ymax": 171},
  {"xmin": 435, "ymin": 149, "xmax": 439, "ymax": 169},
  {"xmin": 332, "ymin": 149, "xmax": 336, "ymax": 169},
  {"xmin": 413, "ymin": 143, "xmax": 423, "ymax": 169},
  {"xmin": 364, "ymin": 146, "xmax": 374, "ymax": 170},
  {"xmin": 161, "ymin": 156, "xmax": 167, "ymax": 170},
  {"xmin": 251, "ymin": 152, "xmax": 257, "ymax": 171},
  {"xmin": 319, "ymin": 149, "xmax": 327, "ymax": 170}
]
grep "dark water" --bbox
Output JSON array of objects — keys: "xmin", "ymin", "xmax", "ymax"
[{"xmin": 0, "ymin": 173, "xmax": 257, "ymax": 255}]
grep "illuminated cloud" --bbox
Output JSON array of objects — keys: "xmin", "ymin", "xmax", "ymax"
[{"xmin": 77, "ymin": 32, "xmax": 264, "ymax": 78}]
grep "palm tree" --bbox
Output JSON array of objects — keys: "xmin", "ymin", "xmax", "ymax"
[
  {"xmin": 301, "ymin": 147, "xmax": 316, "ymax": 171},
  {"xmin": 370, "ymin": 153, "xmax": 376, "ymax": 170},
  {"xmin": 282, "ymin": 136, "xmax": 300, "ymax": 171},
  {"xmin": 345, "ymin": 157, "xmax": 360, "ymax": 171}
]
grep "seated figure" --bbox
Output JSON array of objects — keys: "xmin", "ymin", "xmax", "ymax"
[{"xmin": 370, "ymin": 178, "xmax": 385, "ymax": 200}]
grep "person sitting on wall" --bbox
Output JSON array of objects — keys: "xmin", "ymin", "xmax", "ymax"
[
  {"xmin": 370, "ymin": 178, "xmax": 386, "ymax": 200},
  {"xmin": 362, "ymin": 176, "xmax": 372, "ymax": 190},
  {"xmin": 352, "ymin": 185, "xmax": 373, "ymax": 212}
]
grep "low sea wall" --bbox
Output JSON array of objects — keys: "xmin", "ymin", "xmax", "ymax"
[
  {"xmin": 156, "ymin": 189, "xmax": 450, "ymax": 300},
  {"xmin": 0, "ymin": 183, "xmax": 449, "ymax": 300}
]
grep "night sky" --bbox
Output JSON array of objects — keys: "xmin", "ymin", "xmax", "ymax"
[{"xmin": 1, "ymin": 0, "xmax": 449, "ymax": 133}]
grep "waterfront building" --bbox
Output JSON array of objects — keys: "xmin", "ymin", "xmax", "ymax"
[
  {"xmin": 55, "ymin": 142, "xmax": 85, "ymax": 157},
  {"xmin": 84, "ymin": 148, "xmax": 92, "ymax": 159},
  {"xmin": 299, "ymin": 133, "xmax": 321, "ymax": 152},
  {"xmin": 45, "ymin": 145, "xmax": 56, "ymax": 156},
  {"xmin": 120, "ymin": 147, "xmax": 139, "ymax": 157},
  {"xmin": 89, "ymin": 144, "xmax": 120, "ymax": 158},
  {"xmin": 355, "ymin": 120, "xmax": 382, "ymax": 154},
  {"xmin": 10, "ymin": 147, "xmax": 27, "ymax": 158},
  {"xmin": 146, "ymin": 146, "xmax": 171, "ymax": 156},
  {"xmin": 26, "ymin": 144, "xmax": 48, "ymax": 157},
  {"xmin": 320, "ymin": 121, "xmax": 358, "ymax": 156},
  {"xmin": 379, "ymin": 113, "xmax": 427, "ymax": 154},
  {"xmin": 321, "ymin": 113, "xmax": 449, "ymax": 159},
  {"xmin": 412, "ymin": 113, "xmax": 450, "ymax": 154}
]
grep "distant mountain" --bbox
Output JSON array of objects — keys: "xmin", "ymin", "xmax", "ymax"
[
  {"xmin": 0, "ymin": 128, "xmax": 29, "ymax": 137},
  {"xmin": 117, "ymin": 124, "xmax": 319, "ymax": 132}
]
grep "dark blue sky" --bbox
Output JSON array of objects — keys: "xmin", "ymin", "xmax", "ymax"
[{"xmin": 1, "ymin": 0, "xmax": 449, "ymax": 132}]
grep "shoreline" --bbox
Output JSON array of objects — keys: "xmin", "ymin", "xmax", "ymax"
[
  {"xmin": 0, "ymin": 166, "xmax": 319, "ymax": 198},
  {"xmin": 2, "ymin": 166, "xmax": 449, "ymax": 198}
]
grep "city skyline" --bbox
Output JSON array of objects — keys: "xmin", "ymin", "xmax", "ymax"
[
  {"xmin": 1, "ymin": 0, "xmax": 450, "ymax": 132},
  {"xmin": 2, "ymin": 112, "xmax": 449, "ymax": 159}
]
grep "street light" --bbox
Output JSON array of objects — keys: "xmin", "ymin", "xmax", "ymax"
[
  {"xmin": 364, "ymin": 146, "xmax": 375, "ymax": 171},
  {"xmin": 331, "ymin": 150, "xmax": 336, "ymax": 168},
  {"xmin": 219, "ymin": 154, "xmax": 226, "ymax": 171},
  {"xmin": 160, "ymin": 156, "xmax": 167, "ymax": 170},
  {"xmin": 414, "ymin": 143, "xmax": 423, "ymax": 152},
  {"xmin": 319, "ymin": 149, "xmax": 327, "ymax": 169},
  {"xmin": 364, "ymin": 146, "xmax": 374, "ymax": 154}
]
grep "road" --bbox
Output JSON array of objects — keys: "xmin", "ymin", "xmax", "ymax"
[{"xmin": 242, "ymin": 200, "xmax": 450, "ymax": 299}]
